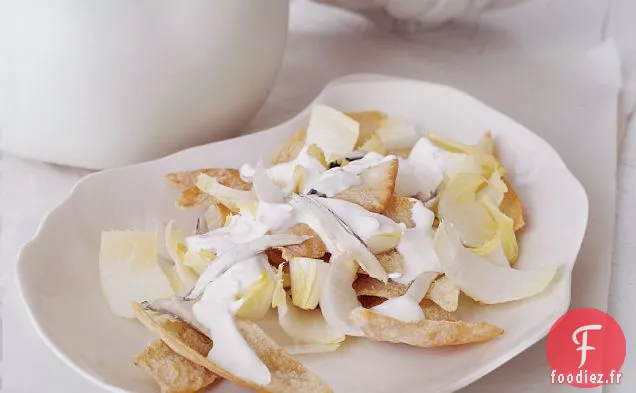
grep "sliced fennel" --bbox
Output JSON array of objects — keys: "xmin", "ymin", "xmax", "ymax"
[
  {"xmin": 196, "ymin": 173, "xmax": 257, "ymax": 212},
  {"xmin": 273, "ymin": 263, "xmax": 345, "ymax": 344},
  {"xmin": 99, "ymin": 230, "xmax": 174, "ymax": 318},
  {"xmin": 164, "ymin": 220, "xmax": 198, "ymax": 291},
  {"xmin": 437, "ymin": 172, "xmax": 497, "ymax": 247},
  {"xmin": 376, "ymin": 117, "xmax": 419, "ymax": 150},
  {"xmin": 476, "ymin": 169, "xmax": 508, "ymax": 206},
  {"xmin": 236, "ymin": 268, "xmax": 276, "ymax": 320},
  {"xmin": 359, "ymin": 134, "xmax": 388, "ymax": 155},
  {"xmin": 426, "ymin": 132, "xmax": 504, "ymax": 178},
  {"xmin": 434, "ymin": 221, "xmax": 558, "ymax": 304},
  {"xmin": 305, "ymin": 105, "xmax": 359, "ymax": 160},
  {"xmin": 472, "ymin": 196, "xmax": 519, "ymax": 263},
  {"xmin": 290, "ymin": 257, "xmax": 330, "ymax": 310},
  {"xmin": 183, "ymin": 250, "xmax": 215, "ymax": 276}
]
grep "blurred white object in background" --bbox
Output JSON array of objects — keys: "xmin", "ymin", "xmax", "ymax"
[
  {"xmin": 0, "ymin": 0, "xmax": 289, "ymax": 169},
  {"xmin": 315, "ymin": 0, "xmax": 526, "ymax": 30}
]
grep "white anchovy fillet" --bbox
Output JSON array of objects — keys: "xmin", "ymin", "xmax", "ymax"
[
  {"xmin": 185, "ymin": 234, "xmax": 310, "ymax": 300},
  {"xmin": 290, "ymin": 194, "xmax": 388, "ymax": 282}
]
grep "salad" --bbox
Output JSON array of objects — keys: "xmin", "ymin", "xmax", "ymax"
[{"xmin": 98, "ymin": 105, "xmax": 558, "ymax": 393}]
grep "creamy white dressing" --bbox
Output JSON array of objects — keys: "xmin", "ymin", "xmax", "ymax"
[
  {"xmin": 395, "ymin": 201, "xmax": 441, "ymax": 284},
  {"xmin": 342, "ymin": 152, "xmax": 395, "ymax": 174},
  {"xmin": 239, "ymin": 163, "xmax": 255, "ymax": 182},
  {"xmin": 256, "ymin": 201, "xmax": 295, "ymax": 232},
  {"xmin": 317, "ymin": 197, "xmax": 405, "ymax": 250},
  {"xmin": 268, "ymin": 146, "xmax": 327, "ymax": 194},
  {"xmin": 371, "ymin": 296, "xmax": 424, "ymax": 322},
  {"xmin": 395, "ymin": 137, "xmax": 483, "ymax": 198},
  {"xmin": 290, "ymin": 195, "xmax": 388, "ymax": 281},
  {"xmin": 186, "ymin": 215, "xmax": 268, "ymax": 253},
  {"xmin": 310, "ymin": 168, "xmax": 361, "ymax": 197},
  {"xmin": 193, "ymin": 255, "xmax": 272, "ymax": 385},
  {"xmin": 370, "ymin": 271, "xmax": 438, "ymax": 322}
]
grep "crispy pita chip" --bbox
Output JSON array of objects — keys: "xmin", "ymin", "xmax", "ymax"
[
  {"xmin": 359, "ymin": 295, "xmax": 387, "ymax": 309},
  {"xmin": 425, "ymin": 275, "xmax": 460, "ymax": 312},
  {"xmin": 500, "ymin": 177, "xmax": 525, "ymax": 231},
  {"xmin": 265, "ymin": 249, "xmax": 286, "ymax": 267},
  {"xmin": 357, "ymin": 250, "xmax": 403, "ymax": 277},
  {"xmin": 334, "ymin": 159, "xmax": 398, "ymax": 213},
  {"xmin": 279, "ymin": 224, "xmax": 327, "ymax": 261},
  {"xmin": 133, "ymin": 303, "xmax": 332, "ymax": 393},
  {"xmin": 383, "ymin": 195, "xmax": 416, "ymax": 228},
  {"xmin": 353, "ymin": 275, "xmax": 408, "ymax": 299},
  {"xmin": 165, "ymin": 168, "xmax": 251, "ymax": 208},
  {"xmin": 419, "ymin": 299, "xmax": 457, "ymax": 321},
  {"xmin": 387, "ymin": 147, "xmax": 412, "ymax": 158},
  {"xmin": 347, "ymin": 111, "xmax": 387, "ymax": 147},
  {"xmin": 351, "ymin": 308, "xmax": 503, "ymax": 348},
  {"xmin": 271, "ymin": 129, "xmax": 307, "ymax": 165},
  {"xmin": 134, "ymin": 320, "xmax": 219, "ymax": 393}
]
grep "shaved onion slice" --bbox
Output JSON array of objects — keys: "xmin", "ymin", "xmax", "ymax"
[
  {"xmin": 319, "ymin": 256, "xmax": 364, "ymax": 336},
  {"xmin": 186, "ymin": 234, "xmax": 310, "ymax": 300},
  {"xmin": 253, "ymin": 161, "xmax": 286, "ymax": 203},
  {"xmin": 434, "ymin": 221, "xmax": 558, "ymax": 304}
]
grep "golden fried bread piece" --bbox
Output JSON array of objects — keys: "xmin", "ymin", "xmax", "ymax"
[
  {"xmin": 165, "ymin": 168, "xmax": 251, "ymax": 208},
  {"xmin": 271, "ymin": 129, "xmax": 307, "ymax": 165},
  {"xmin": 133, "ymin": 319, "xmax": 218, "ymax": 393},
  {"xmin": 500, "ymin": 177, "xmax": 525, "ymax": 231},
  {"xmin": 353, "ymin": 275, "xmax": 408, "ymax": 299},
  {"xmin": 279, "ymin": 224, "xmax": 327, "ymax": 261},
  {"xmin": 333, "ymin": 159, "xmax": 398, "ymax": 213},
  {"xmin": 133, "ymin": 303, "xmax": 332, "ymax": 393},
  {"xmin": 351, "ymin": 308, "xmax": 503, "ymax": 348},
  {"xmin": 425, "ymin": 275, "xmax": 460, "ymax": 312},
  {"xmin": 383, "ymin": 195, "xmax": 416, "ymax": 228}
]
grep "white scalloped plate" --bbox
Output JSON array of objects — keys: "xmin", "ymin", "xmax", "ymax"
[{"xmin": 16, "ymin": 74, "xmax": 588, "ymax": 393}]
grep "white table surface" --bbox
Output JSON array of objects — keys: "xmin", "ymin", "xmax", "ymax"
[{"xmin": 1, "ymin": 0, "xmax": 635, "ymax": 392}]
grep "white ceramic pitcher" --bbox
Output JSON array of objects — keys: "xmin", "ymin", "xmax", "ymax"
[{"xmin": 0, "ymin": 0, "xmax": 289, "ymax": 169}]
